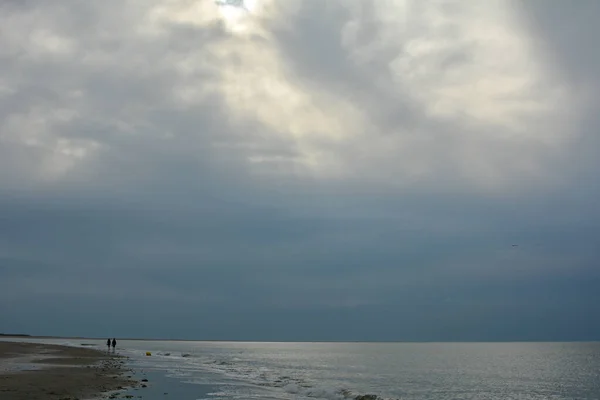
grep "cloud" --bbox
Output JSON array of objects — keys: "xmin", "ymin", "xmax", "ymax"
[
  {"xmin": 267, "ymin": 0, "xmax": 580, "ymax": 190},
  {"xmin": 0, "ymin": 0, "xmax": 586, "ymax": 191},
  {"xmin": 1, "ymin": 0, "xmax": 599, "ymax": 339}
]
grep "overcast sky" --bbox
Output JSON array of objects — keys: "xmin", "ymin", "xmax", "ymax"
[{"xmin": 1, "ymin": 0, "xmax": 599, "ymax": 341}]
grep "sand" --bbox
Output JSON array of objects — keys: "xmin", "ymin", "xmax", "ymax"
[{"xmin": 0, "ymin": 341, "xmax": 136, "ymax": 400}]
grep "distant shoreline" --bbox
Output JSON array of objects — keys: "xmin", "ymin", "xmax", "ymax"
[{"xmin": 0, "ymin": 334, "xmax": 31, "ymax": 337}]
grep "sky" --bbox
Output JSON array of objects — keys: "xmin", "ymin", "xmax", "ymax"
[{"xmin": 0, "ymin": 0, "xmax": 599, "ymax": 341}]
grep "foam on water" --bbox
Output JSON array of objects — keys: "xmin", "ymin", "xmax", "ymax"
[{"xmin": 120, "ymin": 347, "xmax": 392, "ymax": 400}]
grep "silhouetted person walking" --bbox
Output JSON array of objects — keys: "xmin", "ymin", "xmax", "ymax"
[
  {"xmin": 106, "ymin": 338, "xmax": 111, "ymax": 351},
  {"xmin": 111, "ymin": 338, "xmax": 117, "ymax": 352}
]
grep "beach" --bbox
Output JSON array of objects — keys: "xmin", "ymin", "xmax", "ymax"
[{"xmin": 0, "ymin": 341, "xmax": 135, "ymax": 400}]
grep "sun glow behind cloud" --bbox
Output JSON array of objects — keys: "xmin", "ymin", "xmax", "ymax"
[{"xmin": 216, "ymin": 0, "xmax": 261, "ymax": 33}]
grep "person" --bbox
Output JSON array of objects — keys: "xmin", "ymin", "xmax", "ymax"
[
  {"xmin": 111, "ymin": 338, "xmax": 117, "ymax": 352},
  {"xmin": 106, "ymin": 338, "xmax": 111, "ymax": 351}
]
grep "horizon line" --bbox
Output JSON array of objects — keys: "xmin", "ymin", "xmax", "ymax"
[{"xmin": 2, "ymin": 334, "xmax": 599, "ymax": 344}]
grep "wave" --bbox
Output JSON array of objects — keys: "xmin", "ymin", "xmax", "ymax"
[
  {"xmin": 279, "ymin": 380, "xmax": 392, "ymax": 400},
  {"xmin": 123, "ymin": 349, "xmax": 393, "ymax": 400},
  {"xmin": 194, "ymin": 357, "xmax": 393, "ymax": 400}
]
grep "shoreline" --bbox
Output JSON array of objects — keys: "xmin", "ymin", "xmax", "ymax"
[{"xmin": 0, "ymin": 341, "xmax": 137, "ymax": 400}]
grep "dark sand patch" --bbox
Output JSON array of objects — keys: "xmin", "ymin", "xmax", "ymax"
[{"xmin": 30, "ymin": 357, "xmax": 105, "ymax": 365}]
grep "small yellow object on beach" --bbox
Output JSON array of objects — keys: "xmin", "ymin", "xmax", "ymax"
[{"xmin": 146, "ymin": 352, "xmax": 152, "ymax": 356}]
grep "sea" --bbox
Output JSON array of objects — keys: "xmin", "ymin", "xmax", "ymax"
[{"xmin": 3, "ymin": 338, "xmax": 600, "ymax": 400}]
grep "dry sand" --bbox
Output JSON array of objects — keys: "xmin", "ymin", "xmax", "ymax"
[{"xmin": 0, "ymin": 341, "xmax": 136, "ymax": 400}]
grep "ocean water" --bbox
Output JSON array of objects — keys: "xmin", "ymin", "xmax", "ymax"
[{"xmin": 4, "ymin": 339, "xmax": 600, "ymax": 400}]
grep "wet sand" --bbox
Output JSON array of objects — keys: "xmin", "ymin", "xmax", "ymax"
[{"xmin": 0, "ymin": 341, "xmax": 135, "ymax": 400}]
